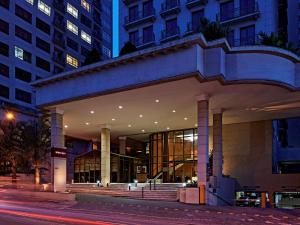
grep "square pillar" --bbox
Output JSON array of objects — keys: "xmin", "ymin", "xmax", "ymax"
[
  {"xmin": 197, "ymin": 95, "xmax": 209, "ymax": 204},
  {"xmin": 101, "ymin": 126, "xmax": 110, "ymax": 186},
  {"xmin": 50, "ymin": 109, "xmax": 66, "ymax": 192},
  {"xmin": 213, "ymin": 111, "xmax": 223, "ymax": 178}
]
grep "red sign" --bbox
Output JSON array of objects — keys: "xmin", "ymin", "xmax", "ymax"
[{"xmin": 51, "ymin": 148, "xmax": 67, "ymax": 158}]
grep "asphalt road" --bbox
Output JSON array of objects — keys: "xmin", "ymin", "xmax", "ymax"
[{"xmin": 0, "ymin": 188, "xmax": 299, "ymax": 225}]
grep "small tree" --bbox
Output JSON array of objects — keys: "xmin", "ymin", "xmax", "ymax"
[
  {"xmin": 22, "ymin": 116, "xmax": 51, "ymax": 185},
  {"xmin": 0, "ymin": 121, "xmax": 25, "ymax": 182},
  {"xmin": 119, "ymin": 41, "xmax": 137, "ymax": 56},
  {"xmin": 258, "ymin": 32, "xmax": 300, "ymax": 55},
  {"xmin": 83, "ymin": 49, "xmax": 101, "ymax": 66},
  {"xmin": 199, "ymin": 18, "xmax": 229, "ymax": 41}
]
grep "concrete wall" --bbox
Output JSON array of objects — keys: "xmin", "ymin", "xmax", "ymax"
[{"xmin": 221, "ymin": 120, "xmax": 300, "ymax": 193}]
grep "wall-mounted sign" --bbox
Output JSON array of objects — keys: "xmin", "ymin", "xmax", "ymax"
[{"xmin": 51, "ymin": 148, "xmax": 67, "ymax": 158}]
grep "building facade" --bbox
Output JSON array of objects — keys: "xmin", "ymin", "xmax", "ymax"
[
  {"xmin": 0, "ymin": 0, "xmax": 112, "ymax": 115},
  {"xmin": 119, "ymin": 0, "xmax": 288, "ymax": 51},
  {"xmin": 33, "ymin": 34, "xmax": 300, "ymax": 206}
]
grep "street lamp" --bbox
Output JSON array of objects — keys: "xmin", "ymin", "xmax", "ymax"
[{"xmin": 5, "ymin": 112, "xmax": 15, "ymax": 121}]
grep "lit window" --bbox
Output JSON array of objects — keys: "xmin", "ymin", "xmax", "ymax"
[
  {"xmin": 67, "ymin": 20, "xmax": 78, "ymax": 35},
  {"xmin": 25, "ymin": 0, "xmax": 34, "ymax": 5},
  {"xmin": 15, "ymin": 46, "xmax": 24, "ymax": 60},
  {"xmin": 81, "ymin": 30, "xmax": 91, "ymax": 44},
  {"xmin": 81, "ymin": 0, "xmax": 90, "ymax": 12},
  {"xmin": 67, "ymin": 3, "xmax": 78, "ymax": 18},
  {"xmin": 66, "ymin": 54, "xmax": 78, "ymax": 68},
  {"xmin": 38, "ymin": 0, "xmax": 51, "ymax": 16}
]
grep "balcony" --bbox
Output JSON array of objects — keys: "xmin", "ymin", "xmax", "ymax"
[
  {"xmin": 161, "ymin": 27, "xmax": 180, "ymax": 43},
  {"xmin": 122, "ymin": 0, "xmax": 138, "ymax": 5},
  {"xmin": 186, "ymin": 0, "xmax": 208, "ymax": 9},
  {"xmin": 160, "ymin": 0, "xmax": 181, "ymax": 18},
  {"xmin": 124, "ymin": 8, "xmax": 156, "ymax": 30},
  {"xmin": 228, "ymin": 35, "xmax": 260, "ymax": 47},
  {"xmin": 52, "ymin": 1, "xmax": 65, "ymax": 14},
  {"xmin": 217, "ymin": 2, "xmax": 260, "ymax": 25},
  {"xmin": 185, "ymin": 22, "xmax": 202, "ymax": 35},
  {"xmin": 134, "ymin": 33, "xmax": 156, "ymax": 49}
]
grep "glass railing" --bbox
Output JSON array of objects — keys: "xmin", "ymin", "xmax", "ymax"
[
  {"xmin": 161, "ymin": 26, "xmax": 180, "ymax": 40},
  {"xmin": 125, "ymin": 8, "xmax": 155, "ymax": 25},
  {"xmin": 161, "ymin": 0, "xmax": 180, "ymax": 13}
]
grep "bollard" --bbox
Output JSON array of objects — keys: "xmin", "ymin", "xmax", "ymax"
[
  {"xmin": 199, "ymin": 185, "xmax": 206, "ymax": 205},
  {"xmin": 150, "ymin": 180, "xmax": 152, "ymax": 191},
  {"xmin": 154, "ymin": 179, "xmax": 156, "ymax": 190},
  {"xmin": 261, "ymin": 192, "xmax": 266, "ymax": 208},
  {"xmin": 142, "ymin": 187, "xmax": 144, "ymax": 198}
]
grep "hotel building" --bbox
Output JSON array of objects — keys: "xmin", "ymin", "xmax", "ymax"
[{"xmin": 0, "ymin": 0, "xmax": 112, "ymax": 118}]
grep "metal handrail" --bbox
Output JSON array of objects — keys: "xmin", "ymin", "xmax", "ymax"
[
  {"xmin": 161, "ymin": 0, "xmax": 180, "ymax": 12},
  {"xmin": 217, "ymin": 1, "xmax": 259, "ymax": 22},
  {"xmin": 125, "ymin": 8, "xmax": 155, "ymax": 24}
]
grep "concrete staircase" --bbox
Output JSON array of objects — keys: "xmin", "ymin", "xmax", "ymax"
[{"xmin": 67, "ymin": 183, "xmax": 179, "ymax": 202}]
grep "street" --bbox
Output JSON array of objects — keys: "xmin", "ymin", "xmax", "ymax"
[{"xmin": 0, "ymin": 188, "xmax": 299, "ymax": 225}]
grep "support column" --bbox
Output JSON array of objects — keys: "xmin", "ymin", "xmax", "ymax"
[
  {"xmin": 213, "ymin": 110, "xmax": 223, "ymax": 178},
  {"xmin": 101, "ymin": 126, "xmax": 111, "ymax": 186},
  {"xmin": 50, "ymin": 109, "xmax": 66, "ymax": 192},
  {"xmin": 197, "ymin": 95, "xmax": 209, "ymax": 204},
  {"xmin": 119, "ymin": 136, "xmax": 126, "ymax": 155}
]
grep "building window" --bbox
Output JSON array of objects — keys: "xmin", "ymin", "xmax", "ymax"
[
  {"xmin": 240, "ymin": 0, "xmax": 255, "ymax": 16},
  {"xmin": 81, "ymin": 14, "xmax": 92, "ymax": 28},
  {"xmin": 14, "ymin": 46, "xmax": 31, "ymax": 63},
  {"xmin": 15, "ymin": 4, "xmax": 32, "ymax": 24},
  {"xmin": 38, "ymin": 0, "xmax": 51, "ymax": 16},
  {"xmin": 220, "ymin": 0, "xmax": 234, "ymax": 21},
  {"xmin": 0, "ymin": 19, "xmax": 9, "ymax": 35},
  {"xmin": 15, "ymin": 25, "xmax": 32, "ymax": 43},
  {"xmin": 143, "ymin": 0, "xmax": 153, "ymax": 17},
  {"xmin": 191, "ymin": 10, "xmax": 204, "ymax": 31},
  {"xmin": 81, "ymin": 46, "xmax": 90, "ymax": 57},
  {"xmin": 66, "ymin": 54, "xmax": 78, "ymax": 68},
  {"xmin": 0, "ymin": 63, "xmax": 9, "ymax": 78},
  {"xmin": 143, "ymin": 26, "xmax": 154, "ymax": 44},
  {"xmin": 227, "ymin": 30, "xmax": 235, "ymax": 46},
  {"xmin": 25, "ymin": 0, "xmax": 34, "ymax": 5},
  {"xmin": 67, "ymin": 3, "xmax": 78, "ymax": 18},
  {"xmin": 81, "ymin": 30, "xmax": 91, "ymax": 44},
  {"xmin": 15, "ymin": 67, "xmax": 32, "ymax": 82},
  {"xmin": 240, "ymin": 25, "xmax": 255, "ymax": 45},
  {"xmin": 67, "ymin": 38, "xmax": 78, "ymax": 51},
  {"xmin": 129, "ymin": 30, "xmax": 139, "ymax": 46},
  {"xmin": 36, "ymin": 56, "xmax": 50, "ymax": 72},
  {"xmin": 165, "ymin": 18, "xmax": 178, "ymax": 37},
  {"xmin": 15, "ymin": 88, "xmax": 31, "ymax": 104},
  {"xmin": 0, "ymin": 0, "xmax": 10, "ymax": 9},
  {"xmin": 128, "ymin": 5, "xmax": 138, "ymax": 22},
  {"xmin": 0, "ymin": 42, "xmax": 9, "ymax": 57},
  {"xmin": 36, "ymin": 18, "xmax": 50, "ymax": 34},
  {"xmin": 67, "ymin": 20, "xmax": 78, "ymax": 35},
  {"xmin": 36, "ymin": 37, "xmax": 50, "ymax": 53},
  {"xmin": 0, "ymin": 84, "xmax": 9, "ymax": 99},
  {"xmin": 81, "ymin": 0, "xmax": 90, "ymax": 12}
]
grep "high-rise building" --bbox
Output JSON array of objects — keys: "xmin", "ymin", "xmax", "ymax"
[
  {"xmin": 119, "ymin": 0, "xmax": 289, "ymax": 51},
  {"xmin": 0, "ymin": 0, "xmax": 112, "ymax": 116}
]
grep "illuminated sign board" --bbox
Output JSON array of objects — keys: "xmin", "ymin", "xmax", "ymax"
[{"xmin": 51, "ymin": 148, "xmax": 67, "ymax": 158}]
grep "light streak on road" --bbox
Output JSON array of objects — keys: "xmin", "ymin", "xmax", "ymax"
[{"xmin": 0, "ymin": 209, "xmax": 118, "ymax": 225}]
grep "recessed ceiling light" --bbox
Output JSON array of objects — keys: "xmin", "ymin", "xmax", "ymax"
[
  {"xmin": 166, "ymin": 127, "xmax": 170, "ymax": 130},
  {"xmin": 142, "ymin": 129, "xmax": 145, "ymax": 132},
  {"xmin": 64, "ymin": 125, "xmax": 68, "ymax": 128},
  {"xmin": 85, "ymin": 122, "xmax": 90, "ymax": 125},
  {"xmin": 184, "ymin": 117, "xmax": 188, "ymax": 121},
  {"xmin": 112, "ymin": 118, "xmax": 116, "ymax": 121},
  {"xmin": 195, "ymin": 123, "xmax": 198, "ymax": 127},
  {"xmin": 118, "ymin": 105, "xmax": 123, "ymax": 109},
  {"xmin": 90, "ymin": 110, "xmax": 95, "ymax": 114},
  {"xmin": 172, "ymin": 110, "xmax": 176, "ymax": 113},
  {"xmin": 155, "ymin": 99, "xmax": 160, "ymax": 103},
  {"xmin": 139, "ymin": 114, "xmax": 143, "ymax": 118},
  {"xmin": 154, "ymin": 121, "xmax": 158, "ymax": 124},
  {"xmin": 128, "ymin": 124, "xmax": 132, "ymax": 127}
]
